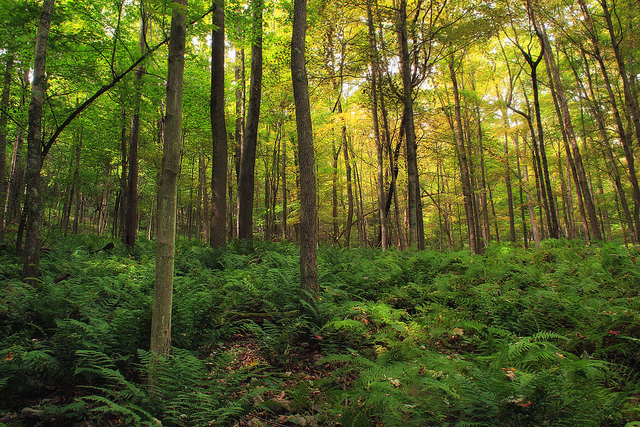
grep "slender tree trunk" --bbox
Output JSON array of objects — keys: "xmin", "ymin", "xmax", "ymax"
[
  {"xmin": 531, "ymin": 12, "xmax": 602, "ymax": 239},
  {"xmin": 397, "ymin": 0, "xmax": 421, "ymax": 248},
  {"xmin": 599, "ymin": 0, "xmax": 640, "ymax": 151},
  {"xmin": 292, "ymin": 0, "xmax": 318, "ymax": 300},
  {"xmin": 150, "ymin": 0, "xmax": 187, "ymax": 363},
  {"xmin": 124, "ymin": 5, "xmax": 147, "ymax": 248},
  {"xmin": 449, "ymin": 59, "xmax": 477, "ymax": 254},
  {"xmin": 71, "ymin": 134, "xmax": 82, "ymax": 234},
  {"xmin": 282, "ymin": 137, "xmax": 287, "ymax": 240},
  {"xmin": 237, "ymin": 0, "xmax": 263, "ymax": 241},
  {"xmin": 0, "ymin": 54, "xmax": 14, "ymax": 242},
  {"xmin": 332, "ymin": 140, "xmax": 339, "ymax": 243},
  {"xmin": 231, "ymin": 49, "xmax": 244, "ymax": 240},
  {"xmin": 574, "ymin": 47, "xmax": 636, "ymax": 242},
  {"xmin": 501, "ymin": 105, "xmax": 516, "ymax": 242},
  {"xmin": 23, "ymin": 0, "xmax": 54, "ymax": 283},
  {"xmin": 579, "ymin": 0, "xmax": 640, "ymax": 241},
  {"xmin": 342, "ymin": 128, "xmax": 353, "ymax": 247},
  {"xmin": 367, "ymin": 0, "xmax": 388, "ymax": 250},
  {"xmin": 210, "ymin": 0, "xmax": 227, "ymax": 248}
]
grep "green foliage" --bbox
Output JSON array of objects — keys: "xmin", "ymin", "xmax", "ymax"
[{"xmin": 1, "ymin": 236, "xmax": 639, "ymax": 425}]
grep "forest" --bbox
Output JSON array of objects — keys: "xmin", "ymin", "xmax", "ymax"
[{"xmin": 1, "ymin": 0, "xmax": 640, "ymax": 425}]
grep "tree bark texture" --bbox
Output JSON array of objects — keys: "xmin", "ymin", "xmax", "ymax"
[
  {"xmin": 124, "ymin": 5, "xmax": 148, "ymax": 247},
  {"xmin": 0, "ymin": 54, "xmax": 14, "ymax": 242},
  {"xmin": 292, "ymin": 0, "xmax": 318, "ymax": 300},
  {"xmin": 23, "ymin": 0, "xmax": 54, "ymax": 283},
  {"xmin": 449, "ymin": 59, "xmax": 478, "ymax": 254},
  {"xmin": 397, "ymin": 0, "xmax": 421, "ymax": 249},
  {"xmin": 237, "ymin": 0, "xmax": 263, "ymax": 241},
  {"xmin": 210, "ymin": 0, "xmax": 227, "ymax": 248},
  {"xmin": 150, "ymin": 0, "xmax": 187, "ymax": 359}
]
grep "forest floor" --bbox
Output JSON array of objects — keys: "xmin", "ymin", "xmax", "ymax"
[{"xmin": 1, "ymin": 235, "xmax": 640, "ymax": 426}]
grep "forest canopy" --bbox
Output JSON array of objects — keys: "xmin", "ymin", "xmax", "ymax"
[{"xmin": 1, "ymin": 0, "xmax": 638, "ymax": 253}]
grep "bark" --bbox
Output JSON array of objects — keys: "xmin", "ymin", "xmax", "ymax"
[
  {"xmin": 578, "ymin": 0, "xmax": 640, "ymax": 241},
  {"xmin": 124, "ymin": 5, "xmax": 148, "ymax": 247},
  {"xmin": 397, "ymin": 0, "xmax": 422, "ymax": 249},
  {"xmin": 282, "ymin": 137, "xmax": 287, "ymax": 240},
  {"xmin": 292, "ymin": 0, "xmax": 318, "ymax": 300},
  {"xmin": 342, "ymin": 127, "xmax": 353, "ymax": 247},
  {"xmin": 71, "ymin": 135, "xmax": 82, "ymax": 235},
  {"xmin": 582, "ymin": 64, "xmax": 635, "ymax": 241},
  {"xmin": 332, "ymin": 140, "xmax": 339, "ymax": 243},
  {"xmin": 237, "ymin": 0, "xmax": 263, "ymax": 241},
  {"xmin": 449, "ymin": 59, "xmax": 477, "ymax": 254},
  {"xmin": 500, "ymin": 105, "xmax": 516, "ymax": 242},
  {"xmin": 367, "ymin": 0, "xmax": 388, "ymax": 250},
  {"xmin": 232, "ymin": 49, "xmax": 245, "ymax": 240},
  {"xmin": 531, "ymin": 8, "xmax": 602, "ymax": 239},
  {"xmin": 150, "ymin": 0, "xmax": 187, "ymax": 360},
  {"xmin": 599, "ymin": 0, "xmax": 640, "ymax": 150},
  {"xmin": 209, "ymin": 0, "xmax": 227, "ymax": 248},
  {"xmin": 23, "ymin": 0, "xmax": 54, "ymax": 283},
  {"xmin": 0, "ymin": 54, "xmax": 14, "ymax": 242}
]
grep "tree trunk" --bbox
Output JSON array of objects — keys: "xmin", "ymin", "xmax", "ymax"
[
  {"xmin": 231, "ymin": 49, "xmax": 245, "ymax": 240},
  {"xmin": 124, "ymin": 5, "xmax": 148, "ymax": 248},
  {"xmin": 0, "ymin": 54, "xmax": 14, "ymax": 242},
  {"xmin": 23, "ymin": 0, "xmax": 54, "ymax": 283},
  {"xmin": 209, "ymin": 0, "xmax": 227, "ymax": 248},
  {"xmin": 71, "ymin": 134, "xmax": 82, "ymax": 234},
  {"xmin": 531, "ymin": 9, "xmax": 602, "ymax": 239},
  {"xmin": 367, "ymin": 0, "xmax": 388, "ymax": 250},
  {"xmin": 579, "ymin": 0, "xmax": 640, "ymax": 241},
  {"xmin": 292, "ymin": 0, "xmax": 318, "ymax": 300},
  {"xmin": 449, "ymin": 59, "xmax": 477, "ymax": 254},
  {"xmin": 237, "ymin": 0, "xmax": 263, "ymax": 241},
  {"xmin": 342, "ymin": 128, "xmax": 353, "ymax": 247},
  {"xmin": 150, "ymin": 0, "xmax": 187, "ymax": 362},
  {"xmin": 397, "ymin": 0, "xmax": 421, "ymax": 249}
]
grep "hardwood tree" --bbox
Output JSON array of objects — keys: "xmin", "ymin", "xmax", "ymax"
[
  {"xmin": 150, "ymin": 0, "xmax": 188, "ymax": 359},
  {"xmin": 237, "ymin": 0, "xmax": 263, "ymax": 241},
  {"xmin": 23, "ymin": 0, "xmax": 55, "ymax": 283},
  {"xmin": 209, "ymin": 0, "xmax": 228, "ymax": 248},
  {"xmin": 292, "ymin": 0, "xmax": 317, "ymax": 300},
  {"xmin": 123, "ymin": 3, "xmax": 148, "ymax": 248}
]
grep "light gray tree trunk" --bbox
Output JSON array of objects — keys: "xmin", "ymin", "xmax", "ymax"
[
  {"xmin": 23, "ymin": 0, "xmax": 54, "ymax": 283},
  {"xmin": 150, "ymin": 0, "xmax": 187, "ymax": 361}
]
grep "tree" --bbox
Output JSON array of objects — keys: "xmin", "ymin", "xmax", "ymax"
[
  {"xmin": 23, "ymin": 0, "xmax": 55, "ymax": 283},
  {"xmin": 150, "ymin": 0, "xmax": 188, "ymax": 360},
  {"xmin": 292, "ymin": 0, "xmax": 317, "ymax": 300},
  {"xmin": 237, "ymin": 0, "xmax": 263, "ymax": 241},
  {"xmin": 396, "ymin": 0, "xmax": 422, "ymax": 249},
  {"xmin": 209, "ymin": 0, "xmax": 228, "ymax": 248},
  {"xmin": 123, "ymin": 3, "xmax": 148, "ymax": 248},
  {"xmin": 0, "ymin": 54, "xmax": 13, "ymax": 242}
]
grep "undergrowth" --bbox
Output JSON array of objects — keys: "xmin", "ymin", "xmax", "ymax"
[{"xmin": 1, "ymin": 234, "xmax": 639, "ymax": 426}]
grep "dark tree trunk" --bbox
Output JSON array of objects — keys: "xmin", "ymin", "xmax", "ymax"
[
  {"xmin": 210, "ymin": 0, "xmax": 228, "ymax": 248},
  {"xmin": 292, "ymin": 0, "xmax": 318, "ymax": 300},
  {"xmin": 367, "ymin": 0, "xmax": 388, "ymax": 250},
  {"xmin": 237, "ymin": 0, "xmax": 263, "ymax": 241},
  {"xmin": 124, "ymin": 6, "xmax": 148, "ymax": 248},
  {"xmin": 449, "ymin": 59, "xmax": 478, "ymax": 254},
  {"xmin": 0, "ymin": 54, "xmax": 14, "ymax": 242},
  {"xmin": 397, "ymin": 0, "xmax": 421, "ymax": 248}
]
